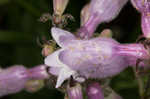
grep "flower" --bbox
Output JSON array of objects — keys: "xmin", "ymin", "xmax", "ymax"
[
  {"xmin": 0, "ymin": 65, "xmax": 28, "ymax": 97},
  {"xmin": 78, "ymin": 0, "xmax": 128, "ymax": 39},
  {"xmin": 44, "ymin": 27, "xmax": 129, "ymax": 88},
  {"xmin": 131, "ymin": 0, "xmax": 150, "ymax": 38}
]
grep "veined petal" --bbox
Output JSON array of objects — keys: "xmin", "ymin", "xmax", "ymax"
[
  {"xmin": 49, "ymin": 67, "xmax": 61, "ymax": 76},
  {"xmin": 56, "ymin": 68, "xmax": 75, "ymax": 88},
  {"xmin": 51, "ymin": 27, "xmax": 76, "ymax": 47},
  {"xmin": 44, "ymin": 49, "xmax": 67, "ymax": 68}
]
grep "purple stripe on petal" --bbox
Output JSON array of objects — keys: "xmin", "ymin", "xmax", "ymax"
[{"xmin": 67, "ymin": 84, "xmax": 83, "ymax": 99}]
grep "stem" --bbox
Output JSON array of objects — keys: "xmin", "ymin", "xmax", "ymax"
[
  {"xmin": 133, "ymin": 68, "xmax": 144, "ymax": 99},
  {"xmin": 143, "ymin": 75, "xmax": 150, "ymax": 99}
]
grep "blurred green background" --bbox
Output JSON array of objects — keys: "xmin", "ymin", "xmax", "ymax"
[{"xmin": 0, "ymin": 0, "xmax": 143, "ymax": 99}]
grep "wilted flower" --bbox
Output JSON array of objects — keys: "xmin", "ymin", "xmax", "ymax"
[
  {"xmin": 78, "ymin": 0, "xmax": 128, "ymax": 39},
  {"xmin": 0, "ymin": 65, "xmax": 28, "ymax": 97},
  {"xmin": 45, "ymin": 27, "xmax": 129, "ymax": 88}
]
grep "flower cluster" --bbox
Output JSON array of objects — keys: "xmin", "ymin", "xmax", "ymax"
[{"xmin": 1, "ymin": 0, "xmax": 150, "ymax": 99}]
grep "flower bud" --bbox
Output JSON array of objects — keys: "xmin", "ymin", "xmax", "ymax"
[
  {"xmin": 99, "ymin": 29, "xmax": 113, "ymax": 38},
  {"xmin": 67, "ymin": 83, "xmax": 83, "ymax": 99},
  {"xmin": 28, "ymin": 65, "xmax": 49, "ymax": 80},
  {"xmin": 53, "ymin": 0, "xmax": 69, "ymax": 16},
  {"xmin": 80, "ymin": 3, "xmax": 90, "ymax": 26},
  {"xmin": 86, "ymin": 82, "xmax": 104, "ymax": 99},
  {"xmin": 25, "ymin": 80, "xmax": 44, "ymax": 93},
  {"xmin": 0, "ymin": 65, "xmax": 28, "ymax": 97},
  {"xmin": 42, "ymin": 44, "xmax": 55, "ymax": 57},
  {"xmin": 42, "ymin": 40, "xmax": 56, "ymax": 57}
]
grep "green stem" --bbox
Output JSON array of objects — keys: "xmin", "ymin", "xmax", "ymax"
[{"xmin": 133, "ymin": 68, "xmax": 144, "ymax": 99}]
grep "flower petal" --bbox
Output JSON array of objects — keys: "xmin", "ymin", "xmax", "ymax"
[
  {"xmin": 44, "ymin": 49, "xmax": 67, "ymax": 68},
  {"xmin": 56, "ymin": 68, "xmax": 75, "ymax": 88},
  {"xmin": 131, "ymin": 0, "xmax": 143, "ymax": 12},
  {"xmin": 49, "ymin": 67, "xmax": 61, "ymax": 76},
  {"xmin": 51, "ymin": 27, "xmax": 76, "ymax": 47}
]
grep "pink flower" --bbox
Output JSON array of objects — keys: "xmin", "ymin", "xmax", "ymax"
[
  {"xmin": 44, "ymin": 27, "xmax": 129, "ymax": 88},
  {"xmin": 131, "ymin": 0, "xmax": 150, "ymax": 38},
  {"xmin": 0, "ymin": 65, "xmax": 28, "ymax": 97},
  {"xmin": 78, "ymin": 0, "xmax": 128, "ymax": 39}
]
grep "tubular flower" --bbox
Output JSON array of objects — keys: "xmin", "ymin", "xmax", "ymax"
[
  {"xmin": 0, "ymin": 65, "xmax": 28, "ymax": 97},
  {"xmin": 78, "ymin": 0, "xmax": 128, "ymax": 39},
  {"xmin": 44, "ymin": 27, "xmax": 129, "ymax": 88},
  {"xmin": 117, "ymin": 43, "xmax": 150, "ymax": 66},
  {"xmin": 131, "ymin": 0, "xmax": 150, "ymax": 38}
]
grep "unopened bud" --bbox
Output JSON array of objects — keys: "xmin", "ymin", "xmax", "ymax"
[
  {"xmin": 86, "ymin": 82, "xmax": 104, "ymax": 99},
  {"xmin": 67, "ymin": 83, "xmax": 83, "ymax": 99},
  {"xmin": 25, "ymin": 80, "xmax": 44, "ymax": 93},
  {"xmin": 42, "ymin": 44, "xmax": 54, "ymax": 57},
  {"xmin": 80, "ymin": 3, "xmax": 90, "ymax": 26},
  {"xmin": 53, "ymin": 0, "xmax": 69, "ymax": 16},
  {"xmin": 99, "ymin": 29, "xmax": 113, "ymax": 38}
]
